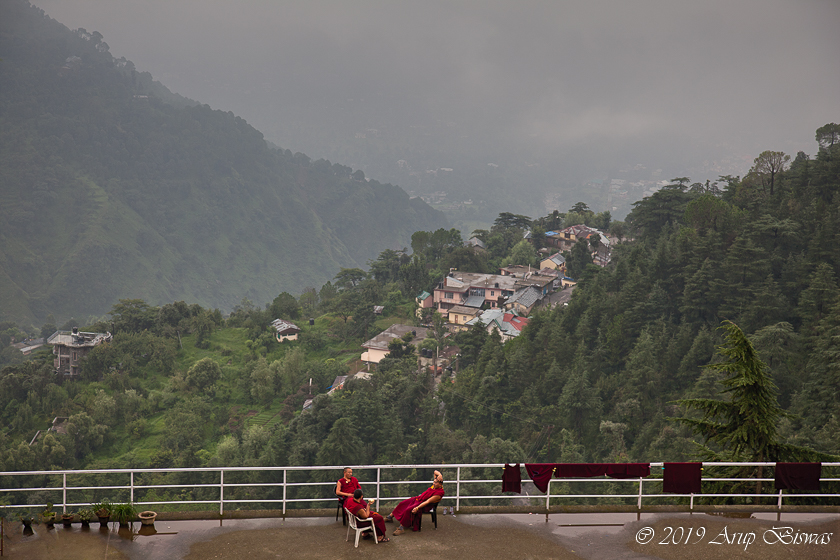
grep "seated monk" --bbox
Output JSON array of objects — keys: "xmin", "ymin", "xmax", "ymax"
[
  {"xmin": 386, "ymin": 475, "xmax": 445, "ymax": 535},
  {"xmin": 345, "ymin": 489, "xmax": 390, "ymax": 543},
  {"xmin": 336, "ymin": 467, "xmax": 361, "ymax": 507}
]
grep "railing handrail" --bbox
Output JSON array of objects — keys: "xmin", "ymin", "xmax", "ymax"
[
  {"xmin": 3, "ymin": 462, "xmax": 839, "ymax": 476},
  {"xmin": 2, "ymin": 462, "xmax": 838, "ymax": 516}
]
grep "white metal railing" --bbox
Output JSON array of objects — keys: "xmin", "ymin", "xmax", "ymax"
[{"xmin": 1, "ymin": 462, "xmax": 838, "ymax": 516}]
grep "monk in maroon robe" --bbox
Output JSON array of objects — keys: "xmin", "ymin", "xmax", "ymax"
[
  {"xmin": 386, "ymin": 478, "xmax": 445, "ymax": 535},
  {"xmin": 336, "ymin": 467, "xmax": 361, "ymax": 503},
  {"xmin": 345, "ymin": 489, "xmax": 389, "ymax": 542}
]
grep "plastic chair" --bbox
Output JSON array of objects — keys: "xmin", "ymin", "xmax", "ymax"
[
  {"xmin": 415, "ymin": 501, "xmax": 439, "ymax": 531},
  {"xmin": 345, "ymin": 507, "xmax": 378, "ymax": 547},
  {"xmin": 336, "ymin": 497, "xmax": 348, "ymax": 525}
]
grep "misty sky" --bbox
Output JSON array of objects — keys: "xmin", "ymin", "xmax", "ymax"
[{"xmin": 33, "ymin": 0, "xmax": 840, "ymax": 210}]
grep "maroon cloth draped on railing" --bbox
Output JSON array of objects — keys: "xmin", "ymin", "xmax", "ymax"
[
  {"xmin": 502, "ymin": 463, "xmax": 522, "ymax": 493},
  {"xmin": 663, "ymin": 462, "xmax": 702, "ymax": 494},
  {"xmin": 554, "ymin": 463, "xmax": 607, "ymax": 478},
  {"xmin": 524, "ymin": 463, "xmax": 556, "ymax": 493},
  {"xmin": 605, "ymin": 463, "xmax": 651, "ymax": 479},
  {"xmin": 775, "ymin": 463, "xmax": 822, "ymax": 491},
  {"xmin": 552, "ymin": 463, "xmax": 651, "ymax": 478}
]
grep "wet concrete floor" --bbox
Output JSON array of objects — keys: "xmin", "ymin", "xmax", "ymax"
[{"xmin": 3, "ymin": 512, "xmax": 838, "ymax": 559}]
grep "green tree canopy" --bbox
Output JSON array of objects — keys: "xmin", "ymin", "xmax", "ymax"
[
  {"xmin": 269, "ymin": 292, "xmax": 301, "ymax": 319},
  {"xmin": 674, "ymin": 321, "xmax": 822, "ymax": 462},
  {"xmin": 108, "ymin": 299, "xmax": 157, "ymax": 333},
  {"xmin": 506, "ymin": 239, "xmax": 537, "ymax": 267},
  {"xmin": 184, "ymin": 358, "xmax": 222, "ymax": 392}
]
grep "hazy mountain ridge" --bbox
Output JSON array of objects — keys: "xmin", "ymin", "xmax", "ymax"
[{"xmin": 0, "ymin": 0, "xmax": 447, "ymax": 324}]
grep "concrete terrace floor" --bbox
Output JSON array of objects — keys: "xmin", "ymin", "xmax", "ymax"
[{"xmin": 3, "ymin": 512, "xmax": 839, "ymax": 559}]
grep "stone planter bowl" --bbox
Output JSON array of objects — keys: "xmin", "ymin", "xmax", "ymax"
[{"xmin": 138, "ymin": 511, "xmax": 157, "ymax": 525}]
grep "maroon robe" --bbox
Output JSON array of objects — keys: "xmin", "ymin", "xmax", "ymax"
[
  {"xmin": 605, "ymin": 463, "xmax": 651, "ymax": 479},
  {"xmin": 775, "ymin": 463, "xmax": 822, "ymax": 491},
  {"xmin": 663, "ymin": 462, "xmax": 702, "ymax": 494},
  {"xmin": 502, "ymin": 463, "xmax": 521, "ymax": 493},
  {"xmin": 346, "ymin": 497, "xmax": 387, "ymax": 538},
  {"xmin": 391, "ymin": 487, "xmax": 445, "ymax": 531},
  {"xmin": 525, "ymin": 463, "xmax": 556, "ymax": 493},
  {"xmin": 337, "ymin": 476, "xmax": 361, "ymax": 497}
]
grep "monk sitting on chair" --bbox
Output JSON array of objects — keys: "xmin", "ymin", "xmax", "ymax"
[
  {"xmin": 346, "ymin": 489, "xmax": 390, "ymax": 543},
  {"xmin": 336, "ymin": 467, "xmax": 361, "ymax": 506},
  {"xmin": 385, "ymin": 471, "xmax": 445, "ymax": 535},
  {"xmin": 336, "ymin": 467, "xmax": 361, "ymax": 525}
]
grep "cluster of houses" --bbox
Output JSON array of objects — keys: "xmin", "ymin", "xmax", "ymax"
[
  {"xmin": 358, "ymin": 223, "xmax": 612, "ymax": 370},
  {"xmin": 536, "ymin": 223, "xmax": 612, "ymax": 267}
]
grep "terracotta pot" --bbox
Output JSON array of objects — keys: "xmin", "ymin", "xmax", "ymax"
[
  {"xmin": 138, "ymin": 524, "xmax": 158, "ymax": 536},
  {"xmin": 138, "ymin": 511, "xmax": 157, "ymax": 526}
]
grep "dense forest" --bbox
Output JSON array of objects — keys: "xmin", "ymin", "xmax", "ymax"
[
  {"xmin": 0, "ymin": 0, "xmax": 447, "ymax": 325},
  {"xmin": 1, "ymin": 125, "xmax": 838, "ymax": 490},
  {"xmin": 1, "ymin": 0, "xmax": 839, "ymax": 513}
]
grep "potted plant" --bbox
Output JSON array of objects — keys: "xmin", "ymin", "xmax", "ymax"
[
  {"xmin": 61, "ymin": 510, "xmax": 75, "ymax": 527},
  {"xmin": 18, "ymin": 512, "xmax": 35, "ymax": 535},
  {"xmin": 94, "ymin": 498, "xmax": 112, "ymax": 528},
  {"xmin": 78, "ymin": 508, "xmax": 94, "ymax": 528},
  {"xmin": 111, "ymin": 502, "xmax": 137, "ymax": 527},
  {"xmin": 41, "ymin": 502, "xmax": 56, "ymax": 529},
  {"xmin": 138, "ymin": 511, "xmax": 157, "ymax": 526}
]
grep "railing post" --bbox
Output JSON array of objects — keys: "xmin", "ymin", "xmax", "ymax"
[
  {"xmin": 545, "ymin": 479, "xmax": 551, "ymax": 522},
  {"xmin": 637, "ymin": 477, "xmax": 643, "ymax": 520},
  {"xmin": 282, "ymin": 469, "xmax": 287, "ymax": 515},
  {"xmin": 376, "ymin": 468, "xmax": 381, "ymax": 511},
  {"xmin": 690, "ymin": 494, "xmax": 694, "ymax": 511},
  {"xmin": 456, "ymin": 467, "xmax": 461, "ymax": 512},
  {"xmin": 777, "ymin": 490, "xmax": 783, "ymax": 521},
  {"xmin": 62, "ymin": 473, "xmax": 67, "ymax": 514},
  {"xmin": 219, "ymin": 470, "xmax": 224, "ymax": 516},
  {"xmin": 130, "ymin": 472, "xmax": 134, "ymax": 504}
]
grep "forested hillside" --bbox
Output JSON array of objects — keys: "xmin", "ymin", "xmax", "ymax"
[
  {"xmin": 1, "ymin": 126, "xmax": 838, "ymax": 482},
  {"xmin": 0, "ymin": 0, "xmax": 446, "ymax": 325},
  {"xmin": 440, "ymin": 135, "xmax": 840, "ymax": 464}
]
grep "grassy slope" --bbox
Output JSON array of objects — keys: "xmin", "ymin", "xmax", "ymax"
[{"xmin": 75, "ymin": 315, "xmax": 372, "ymax": 467}]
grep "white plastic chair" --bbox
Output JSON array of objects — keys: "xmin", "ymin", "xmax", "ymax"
[{"xmin": 345, "ymin": 507, "xmax": 378, "ymax": 547}]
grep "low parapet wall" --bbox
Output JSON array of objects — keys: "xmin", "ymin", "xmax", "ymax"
[{"xmin": 144, "ymin": 503, "xmax": 840, "ymax": 522}]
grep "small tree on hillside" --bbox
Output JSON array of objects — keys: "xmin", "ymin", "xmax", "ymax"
[
  {"xmin": 675, "ymin": 321, "xmax": 784, "ymax": 463},
  {"xmin": 673, "ymin": 320, "xmax": 830, "ymax": 502}
]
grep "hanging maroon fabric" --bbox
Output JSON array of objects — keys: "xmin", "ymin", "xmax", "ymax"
[
  {"xmin": 524, "ymin": 463, "xmax": 556, "ymax": 493},
  {"xmin": 502, "ymin": 463, "xmax": 521, "ymax": 493},
  {"xmin": 663, "ymin": 462, "xmax": 702, "ymax": 494},
  {"xmin": 605, "ymin": 463, "xmax": 651, "ymax": 479},
  {"xmin": 775, "ymin": 463, "xmax": 822, "ymax": 491},
  {"xmin": 554, "ymin": 463, "xmax": 607, "ymax": 478}
]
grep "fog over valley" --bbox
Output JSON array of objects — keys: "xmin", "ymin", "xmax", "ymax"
[{"xmin": 34, "ymin": 0, "xmax": 840, "ymax": 224}]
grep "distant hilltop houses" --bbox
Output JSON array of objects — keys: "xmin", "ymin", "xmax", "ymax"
[
  {"xmin": 417, "ymin": 222, "xmax": 612, "ymax": 340},
  {"xmin": 271, "ymin": 318, "xmax": 300, "ymax": 342},
  {"xmin": 533, "ymin": 223, "xmax": 611, "ymax": 266},
  {"xmin": 368, "ymin": 249, "xmax": 586, "ymax": 376},
  {"xmin": 47, "ymin": 327, "xmax": 112, "ymax": 376}
]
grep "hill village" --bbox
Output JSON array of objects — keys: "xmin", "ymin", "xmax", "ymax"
[{"xmin": 34, "ymin": 223, "xmax": 611, "ymax": 419}]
